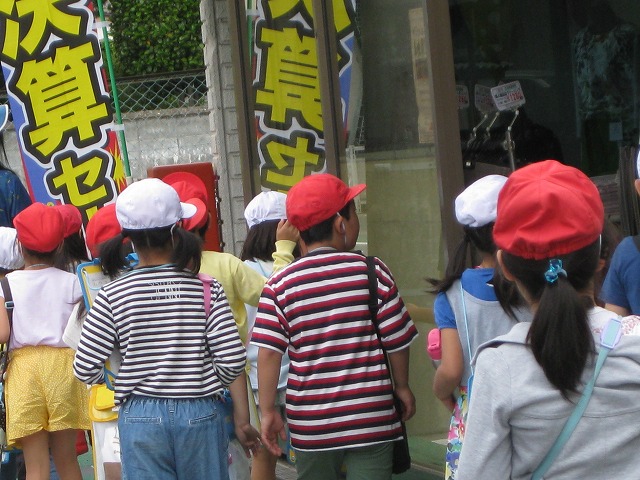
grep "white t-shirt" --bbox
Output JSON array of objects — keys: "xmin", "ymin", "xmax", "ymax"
[{"xmin": 3, "ymin": 267, "xmax": 82, "ymax": 349}]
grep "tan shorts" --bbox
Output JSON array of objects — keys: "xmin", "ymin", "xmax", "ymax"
[{"xmin": 6, "ymin": 346, "xmax": 90, "ymax": 446}]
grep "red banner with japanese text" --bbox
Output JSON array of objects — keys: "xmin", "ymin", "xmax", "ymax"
[
  {"xmin": 0, "ymin": 0, "xmax": 126, "ymax": 222},
  {"xmin": 250, "ymin": 0, "xmax": 355, "ymax": 192}
]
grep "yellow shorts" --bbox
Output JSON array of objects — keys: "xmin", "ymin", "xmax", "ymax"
[{"xmin": 6, "ymin": 346, "xmax": 90, "ymax": 446}]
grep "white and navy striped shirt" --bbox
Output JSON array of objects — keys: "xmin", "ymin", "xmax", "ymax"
[
  {"xmin": 74, "ymin": 265, "xmax": 246, "ymax": 404},
  {"xmin": 252, "ymin": 250, "xmax": 418, "ymax": 451}
]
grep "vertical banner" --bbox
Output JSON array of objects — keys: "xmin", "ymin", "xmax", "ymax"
[
  {"xmin": 251, "ymin": 0, "xmax": 355, "ymax": 192},
  {"xmin": 0, "ymin": 0, "xmax": 127, "ymax": 222}
]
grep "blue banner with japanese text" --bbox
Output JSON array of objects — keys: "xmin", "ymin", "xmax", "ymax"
[
  {"xmin": 0, "ymin": 0, "xmax": 126, "ymax": 222},
  {"xmin": 250, "ymin": 0, "xmax": 355, "ymax": 192}
]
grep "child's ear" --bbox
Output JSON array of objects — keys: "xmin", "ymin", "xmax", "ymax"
[
  {"xmin": 496, "ymin": 250, "xmax": 516, "ymax": 281},
  {"xmin": 634, "ymin": 179, "xmax": 640, "ymax": 197}
]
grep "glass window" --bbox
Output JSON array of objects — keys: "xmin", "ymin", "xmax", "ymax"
[
  {"xmin": 451, "ymin": 0, "xmax": 640, "ymax": 180},
  {"xmin": 340, "ymin": 0, "xmax": 451, "ymax": 471}
]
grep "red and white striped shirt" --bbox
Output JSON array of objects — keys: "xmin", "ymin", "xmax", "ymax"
[{"xmin": 252, "ymin": 249, "xmax": 417, "ymax": 451}]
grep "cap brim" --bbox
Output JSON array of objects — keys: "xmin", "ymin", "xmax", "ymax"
[
  {"xmin": 181, "ymin": 201, "xmax": 198, "ymax": 219},
  {"xmin": 346, "ymin": 184, "xmax": 366, "ymax": 204},
  {"xmin": 182, "ymin": 198, "xmax": 208, "ymax": 231}
]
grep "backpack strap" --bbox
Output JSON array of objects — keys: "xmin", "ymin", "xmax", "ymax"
[
  {"xmin": 531, "ymin": 317, "xmax": 623, "ymax": 480},
  {"xmin": 197, "ymin": 273, "xmax": 213, "ymax": 318},
  {"xmin": 634, "ymin": 235, "xmax": 640, "ymax": 252}
]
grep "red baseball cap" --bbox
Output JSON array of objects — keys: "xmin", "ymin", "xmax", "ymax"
[
  {"xmin": 14, "ymin": 203, "xmax": 65, "ymax": 253},
  {"xmin": 163, "ymin": 172, "xmax": 209, "ymax": 231},
  {"xmin": 86, "ymin": 204, "xmax": 121, "ymax": 258},
  {"xmin": 286, "ymin": 174, "xmax": 366, "ymax": 231},
  {"xmin": 55, "ymin": 204, "xmax": 83, "ymax": 238},
  {"xmin": 493, "ymin": 160, "xmax": 604, "ymax": 260}
]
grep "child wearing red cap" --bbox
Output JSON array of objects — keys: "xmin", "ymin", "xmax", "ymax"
[
  {"xmin": 0, "ymin": 203, "xmax": 89, "ymax": 480},
  {"xmin": 73, "ymin": 179, "xmax": 257, "ymax": 479},
  {"xmin": 457, "ymin": 160, "xmax": 640, "ymax": 479},
  {"xmin": 428, "ymin": 175, "xmax": 531, "ymax": 480},
  {"xmin": 252, "ymin": 174, "xmax": 418, "ymax": 480}
]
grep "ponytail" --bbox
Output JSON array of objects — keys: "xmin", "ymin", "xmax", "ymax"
[
  {"xmin": 528, "ymin": 276, "xmax": 593, "ymax": 398},
  {"xmin": 170, "ymin": 227, "xmax": 202, "ymax": 274},
  {"xmin": 100, "ymin": 234, "xmax": 129, "ymax": 278},
  {"xmin": 427, "ymin": 233, "xmax": 471, "ymax": 293},
  {"xmin": 428, "ymin": 223, "xmax": 495, "ymax": 294},
  {"xmin": 501, "ymin": 240, "xmax": 600, "ymax": 398}
]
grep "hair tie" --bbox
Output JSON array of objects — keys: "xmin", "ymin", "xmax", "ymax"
[{"xmin": 544, "ymin": 259, "xmax": 567, "ymax": 284}]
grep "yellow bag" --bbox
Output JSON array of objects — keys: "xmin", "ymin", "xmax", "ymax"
[{"xmin": 89, "ymin": 384, "xmax": 117, "ymax": 422}]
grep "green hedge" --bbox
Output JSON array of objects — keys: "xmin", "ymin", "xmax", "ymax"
[{"xmin": 109, "ymin": 0, "xmax": 204, "ymax": 76}]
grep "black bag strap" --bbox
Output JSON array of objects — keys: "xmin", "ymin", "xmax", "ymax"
[
  {"xmin": 365, "ymin": 256, "xmax": 392, "ymax": 374},
  {"xmin": 0, "ymin": 277, "xmax": 13, "ymax": 376},
  {"xmin": 634, "ymin": 235, "xmax": 640, "ymax": 252},
  {"xmin": 0, "ymin": 277, "xmax": 13, "ymax": 337}
]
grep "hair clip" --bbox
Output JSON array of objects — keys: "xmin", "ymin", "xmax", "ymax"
[{"xmin": 544, "ymin": 259, "xmax": 567, "ymax": 284}]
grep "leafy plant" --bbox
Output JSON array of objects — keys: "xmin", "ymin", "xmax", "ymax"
[{"xmin": 109, "ymin": 0, "xmax": 204, "ymax": 76}]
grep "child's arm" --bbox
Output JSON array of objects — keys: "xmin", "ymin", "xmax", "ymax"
[
  {"xmin": 272, "ymin": 220, "xmax": 299, "ymax": 274},
  {"xmin": 433, "ymin": 328, "xmax": 464, "ymax": 411},
  {"xmin": 228, "ymin": 372, "xmax": 261, "ymax": 456},
  {"xmin": 257, "ymin": 346, "xmax": 286, "ymax": 456}
]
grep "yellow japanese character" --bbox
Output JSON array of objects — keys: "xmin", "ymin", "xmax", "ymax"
[
  {"xmin": 49, "ymin": 153, "xmax": 111, "ymax": 208},
  {"xmin": 264, "ymin": 134, "xmax": 322, "ymax": 188},
  {"xmin": 16, "ymin": 42, "xmax": 109, "ymax": 159},
  {"xmin": 256, "ymin": 27, "xmax": 323, "ymax": 131}
]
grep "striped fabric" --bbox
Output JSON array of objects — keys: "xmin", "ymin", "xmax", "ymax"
[
  {"xmin": 252, "ymin": 249, "xmax": 418, "ymax": 451},
  {"xmin": 73, "ymin": 265, "xmax": 246, "ymax": 405}
]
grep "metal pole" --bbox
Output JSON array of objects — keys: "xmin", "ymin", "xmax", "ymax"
[{"xmin": 96, "ymin": 0, "xmax": 132, "ymax": 184}]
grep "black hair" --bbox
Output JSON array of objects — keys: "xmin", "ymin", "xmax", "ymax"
[
  {"xmin": 500, "ymin": 240, "xmax": 600, "ymax": 398},
  {"xmin": 428, "ymin": 224, "xmax": 497, "ymax": 294},
  {"xmin": 594, "ymin": 220, "xmax": 622, "ymax": 306},
  {"xmin": 100, "ymin": 225, "xmax": 202, "ymax": 278},
  {"xmin": 300, "ymin": 201, "xmax": 353, "ymax": 245},
  {"xmin": 22, "ymin": 246, "xmax": 57, "ymax": 262},
  {"xmin": 55, "ymin": 232, "xmax": 90, "ymax": 273},
  {"xmin": 428, "ymin": 223, "xmax": 523, "ymax": 317},
  {"xmin": 241, "ymin": 219, "xmax": 302, "ymax": 262}
]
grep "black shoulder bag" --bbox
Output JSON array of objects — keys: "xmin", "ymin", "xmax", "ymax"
[
  {"xmin": 0, "ymin": 277, "xmax": 14, "ymax": 447},
  {"xmin": 365, "ymin": 256, "xmax": 411, "ymax": 474}
]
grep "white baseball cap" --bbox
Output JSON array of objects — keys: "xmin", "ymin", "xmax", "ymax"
[
  {"xmin": 244, "ymin": 191, "xmax": 287, "ymax": 229},
  {"xmin": 0, "ymin": 227, "xmax": 23, "ymax": 270},
  {"xmin": 455, "ymin": 174, "xmax": 508, "ymax": 228},
  {"xmin": 116, "ymin": 178, "xmax": 197, "ymax": 230}
]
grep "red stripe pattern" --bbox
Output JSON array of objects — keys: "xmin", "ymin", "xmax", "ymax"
[{"xmin": 252, "ymin": 250, "xmax": 418, "ymax": 451}]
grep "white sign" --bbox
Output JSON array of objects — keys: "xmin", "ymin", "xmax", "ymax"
[
  {"xmin": 456, "ymin": 85, "xmax": 469, "ymax": 109},
  {"xmin": 490, "ymin": 81, "xmax": 526, "ymax": 111},
  {"xmin": 474, "ymin": 84, "xmax": 496, "ymax": 113}
]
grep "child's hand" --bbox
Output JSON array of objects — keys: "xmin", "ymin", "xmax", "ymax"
[
  {"xmin": 235, "ymin": 422, "xmax": 262, "ymax": 458},
  {"xmin": 276, "ymin": 219, "xmax": 300, "ymax": 243}
]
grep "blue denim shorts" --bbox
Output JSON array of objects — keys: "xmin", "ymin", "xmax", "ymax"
[{"xmin": 119, "ymin": 395, "xmax": 229, "ymax": 480}]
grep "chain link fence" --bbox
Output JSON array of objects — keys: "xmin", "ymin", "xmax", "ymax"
[
  {"xmin": 111, "ymin": 69, "xmax": 213, "ymax": 180},
  {"xmin": 0, "ymin": 69, "xmax": 212, "ymax": 179},
  {"xmin": 116, "ymin": 69, "xmax": 208, "ymax": 116}
]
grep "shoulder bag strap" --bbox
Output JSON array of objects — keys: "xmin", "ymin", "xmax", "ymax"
[
  {"xmin": 1, "ymin": 277, "xmax": 13, "ymax": 338},
  {"xmin": 531, "ymin": 317, "xmax": 623, "ymax": 480},
  {"xmin": 0, "ymin": 277, "xmax": 13, "ymax": 377},
  {"xmin": 365, "ymin": 256, "xmax": 392, "ymax": 373}
]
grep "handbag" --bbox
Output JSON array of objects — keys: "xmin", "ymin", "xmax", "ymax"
[
  {"xmin": 0, "ymin": 277, "xmax": 14, "ymax": 447},
  {"xmin": 365, "ymin": 256, "xmax": 411, "ymax": 474}
]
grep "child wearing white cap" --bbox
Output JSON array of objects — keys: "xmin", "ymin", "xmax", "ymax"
[
  {"xmin": 73, "ymin": 179, "xmax": 257, "ymax": 479},
  {"xmin": 241, "ymin": 191, "xmax": 299, "ymax": 480},
  {"xmin": 428, "ymin": 175, "xmax": 531, "ymax": 480}
]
